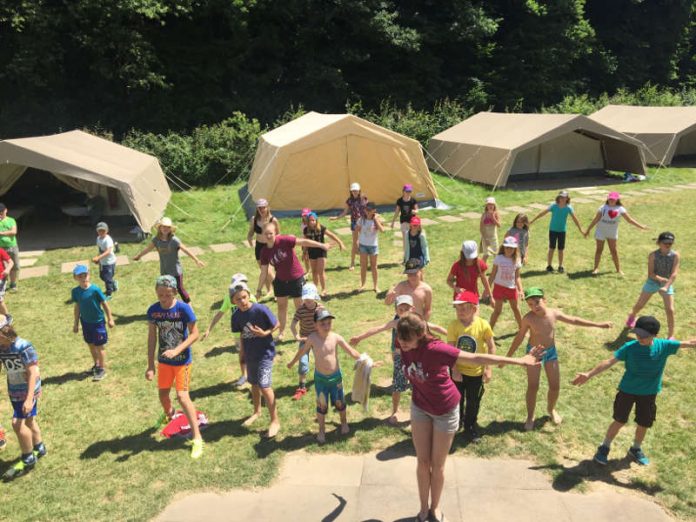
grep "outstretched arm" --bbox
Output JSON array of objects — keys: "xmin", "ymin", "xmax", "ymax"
[
  {"xmin": 133, "ymin": 242, "xmax": 155, "ymax": 261},
  {"xmin": 180, "ymin": 243, "xmax": 205, "ymax": 267},
  {"xmin": 459, "ymin": 345, "xmax": 543, "ymax": 368},
  {"xmin": 350, "ymin": 321, "xmax": 395, "ymax": 346},
  {"xmin": 622, "ymin": 212, "xmax": 648, "ymax": 230},
  {"xmin": 338, "ymin": 335, "xmax": 362, "ymax": 360},
  {"xmin": 572, "ymin": 356, "xmax": 619, "ymax": 385},
  {"xmin": 529, "ymin": 209, "xmax": 549, "ymax": 225},
  {"xmin": 504, "ymin": 320, "xmax": 529, "ymax": 358},
  {"xmin": 287, "ymin": 339, "xmax": 313, "ymax": 368},
  {"xmin": 296, "ymin": 237, "xmax": 329, "ymax": 251},
  {"xmin": 555, "ymin": 311, "xmax": 612, "ymax": 329},
  {"xmin": 325, "ymin": 229, "xmax": 346, "ymax": 251}
]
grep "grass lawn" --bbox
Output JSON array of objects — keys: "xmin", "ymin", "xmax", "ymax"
[{"xmin": 3, "ymin": 168, "xmax": 696, "ymax": 521}]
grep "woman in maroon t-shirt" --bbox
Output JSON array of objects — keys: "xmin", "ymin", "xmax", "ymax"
[
  {"xmin": 395, "ymin": 313, "xmax": 541, "ymax": 522},
  {"xmin": 256, "ymin": 223, "xmax": 329, "ymax": 339}
]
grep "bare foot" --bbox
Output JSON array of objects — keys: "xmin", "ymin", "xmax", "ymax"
[
  {"xmin": 321, "ymin": 290, "xmax": 328, "ymax": 298},
  {"xmin": 349, "ymin": 265, "xmax": 355, "ymax": 271},
  {"xmin": 524, "ymin": 419, "xmax": 535, "ymax": 431},
  {"xmin": 267, "ymin": 421, "xmax": 280, "ymax": 438},
  {"xmin": 316, "ymin": 431, "xmax": 326, "ymax": 444},
  {"xmin": 340, "ymin": 424, "xmax": 350, "ymax": 435},
  {"xmin": 243, "ymin": 413, "xmax": 260, "ymax": 427},
  {"xmin": 591, "ymin": 269, "xmax": 600, "ymax": 275},
  {"xmin": 549, "ymin": 410, "xmax": 563, "ymax": 425},
  {"xmin": 358, "ymin": 285, "xmax": 365, "ymax": 292},
  {"xmin": 385, "ymin": 414, "xmax": 399, "ymax": 426},
  {"xmin": 373, "ymin": 287, "xmax": 379, "ymax": 293},
  {"xmin": 617, "ymin": 270, "xmax": 624, "ymax": 276}
]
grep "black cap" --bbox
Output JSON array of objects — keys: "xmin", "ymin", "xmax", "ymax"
[
  {"xmin": 314, "ymin": 309, "xmax": 336, "ymax": 322},
  {"xmin": 403, "ymin": 258, "xmax": 423, "ymax": 274},
  {"xmin": 657, "ymin": 231, "xmax": 675, "ymax": 243},
  {"xmin": 632, "ymin": 316, "xmax": 660, "ymax": 338},
  {"xmin": 0, "ymin": 203, "xmax": 6, "ymax": 212}
]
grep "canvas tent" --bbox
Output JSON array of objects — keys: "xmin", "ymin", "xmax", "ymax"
[
  {"xmin": 590, "ymin": 105, "xmax": 696, "ymax": 165},
  {"xmin": 247, "ymin": 111, "xmax": 439, "ymax": 214},
  {"xmin": 0, "ymin": 130, "xmax": 170, "ymax": 230},
  {"xmin": 427, "ymin": 112, "xmax": 647, "ymax": 187}
]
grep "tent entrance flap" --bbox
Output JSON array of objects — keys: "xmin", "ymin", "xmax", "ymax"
[{"xmin": 509, "ymin": 131, "xmax": 603, "ymax": 178}]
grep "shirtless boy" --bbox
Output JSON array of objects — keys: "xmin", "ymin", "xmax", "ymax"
[
  {"xmin": 505, "ymin": 287, "xmax": 612, "ymax": 430},
  {"xmin": 385, "ymin": 258, "xmax": 432, "ymax": 321}
]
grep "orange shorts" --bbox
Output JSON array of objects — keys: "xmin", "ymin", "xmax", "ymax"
[{"xmin": 158, "ymin": 363, "xmax": 192, "ymax": 391}]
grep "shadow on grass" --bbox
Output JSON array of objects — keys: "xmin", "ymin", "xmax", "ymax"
[
  {"xmin": 323, "ymin": 289, "xmax": 363, "ymax": 302},
  {"xmin": 493, "ymin": 332, "xmax": 517, "ymax": 342},
  {"xmin": 42, "ymin": 371, "xmax": 91, "ymax": 386},
  {"xmin": 203, "ymin": 344, "xmax": 238, "ymax": 358},
  {"xmin": 375, "ymin": 438, "xmax": 415, "ymax": 461},
  {"xmin": 567, "ymin": 270, "xmax": 598, "ymax": 280},
  {"xmin": 190, "ymin": 381, "xmax": 235, "ymax": 401},
  {"xmin": 113, "ymin": 312, "xmax": 148, "ymax": 326},
  {"xmin": 604, "ymin": 327, "xmax": 631, "ymax": 351},
  {"xmin": 480, "ymin": 419, "xmax": 527, "ymax": 437},
  {"xmin": 521, "ymin": 270, "xmax": 556, "ymax": 278}
]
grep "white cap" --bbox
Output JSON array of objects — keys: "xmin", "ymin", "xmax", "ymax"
[
  {"xmin": 230, "ymin": 273, "xmax": 248, "ymax": 284},
  {"xmin": 395, "ymin": 294, "xmax": 414, "ymax": 307},
  {"xmin": 502, "ymin": 236, "xmax": 519, "ymax": 248},
  {"xmin": 461, "ymin": 240, "xmax": 478, "ymax": 259},
  {"xmin": 301, "ymin": 283, "xmax": 321, "ymax": 301},
  {"xmin": 159, "ymin": 217, "xmax": 173, "ymax": 227},
  {"xmin": 229, "ymin": 281, "xmax": 250, "ymax": 296},
  {"xmin": 349, "ymin": 182, "xmax": 361, "ymax": 191},
  {"xmin": 485, "ymin": 196, "xmax": 496, "ymax": 205}
]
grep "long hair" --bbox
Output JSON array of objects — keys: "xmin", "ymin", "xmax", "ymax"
[
  {"xmin": 605, "ymin": 198, "xmax": 623, "ymax": 206},
  {"xmin": 395, "ymin": 312, "xmax": 438, "ymax": 344},
  {"xmin": 498, "ymin": 242, "xmax": 521, "ymax": 264},
  {"xmin": 512, "ymin": 213, "xmax": 529, "ymax": 230}
]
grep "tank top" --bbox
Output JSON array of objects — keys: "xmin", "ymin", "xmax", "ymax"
[
  {"xmin": 482, "ymin": 213, "xmax": 496, "ymax": 225},
  {"xmin": 253, "ymin": 214, "xmax": 275, "ymax": 234},
  {"xmin": 304, "ymin": 225, "xmax": 326, "ymax": 244},
  {"xmin": 653, "ymin": 250, "xmax": 675, "ymax": 279}
]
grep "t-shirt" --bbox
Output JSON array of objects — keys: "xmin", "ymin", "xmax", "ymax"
[
  {"xmin": 0, "ymin": 248, "xmax": 10, "ymax": 279},
  {"xmin": 0, "ymin": 337, "xmax": 41, "ymax": 401},
  {"xmin": 614, "ymin": 339, "xmax": 680, "ymax": 395},
  {"xmin": 147, "ymin": 301, "xmax": 197, "ymax": 366},
  {"xmin": 260, "ymin": 235, "xmax": 304, "ymax": 282},
  {"xmin": 357, "ymin": 217, "xmax": 379, "ymax": 246},
  {"xmin": 407, "ymin": 232, "xmax": 424, "ymax": 260},
  {"xmin": 219, "ymin": 292, "xmax": 257, "ymax": 314},
  {"xmin": 0, "ymin": 216, "xmax": 17, "ymax": 249},
  {"xmin": 96, "ymin": 234, "xmax": 117, "ymax": 266},
  {"xmin": 346, "ymin": 195, "xmax": 368, "ymax": 223},
  {"xmin": 231, "ymin": 303, "xmax": 278, "ymax": 363},
  {"xmin": 597, "ymin": 205, "xmax": 626, "ymax": 234},
  {"xmin": 396, "ymin": 197, "xmax": 417, "ymax": 223},
  {"xmin": 293, "ymin": 303, "xmax": 325, "ymax": 337},
  {"xmin": 152, "ymin": 235, "xmax": 182, "ymax": 276},
  {"xmin": 448, "ymin": 259, "xmax": 488, "ymax": 297},
  {"xmin": 493, "ymin": 255, "xmax": 521, "ymax": 289},
  {"xmin": 71, "ymin": 284, "xmax": 106, "ymax": 324},
  {"xmin": 548, "ymin": 203, "xmax": 574, "ymax": 232},
  {"xmin": 505, "ymin": 227, "xmax": 529, "ymax": 257},
  {"xmin": 303, "ymin": 225, "xmax": 326, "ymax": 257},
  {"xmin": 447, "ymin": 317, "xmax": 494, "ymax": 377},
  {"xmin": 399, "ymin": 338, "xmax": 461, "ymax": 415}
]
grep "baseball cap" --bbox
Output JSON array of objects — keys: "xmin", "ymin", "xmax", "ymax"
[
  {"xmin": 72, "ymin": 264, "xmax": 89, "ymax": 276},
  {"xmin": 524, "ymin": 287, "xmax": 544, "ymax": 300},
  {"xmin": 395, "ymin": 295, "xmax": 414, "ymax": 307},
  {"xmin": 631, "ymin": 316, "xmax": 660, "ymax": 338},
  {"xmin": 314, "ymin": 309, "xmax": 335, "ymax": 322},
  {"xmin": 230, "ymin": 273, "xmax": 248, "ymax": 284},
  {"xmin": 557, "ymin": 190, "xmax": 569, "ymax": 198},
  {"xmin": 461, "ymin": 240, "xmax": 478, "ymax": 259},
  {"xmin": 159, "ymin": 217, "xmax": 173, "ymax": 227},
  {"xmin": 0, "ymin": 203, "xmax": 6, "ymax": 212},
  {"xmin": 607, "ymin": 191, "xmax": 620, "ymax": 200},
  {"xmin": 301, "ymin": 283, "xmax": 321, "ymax": 301},
  {"xmin": 256, "ymin": 198, "xmax": 269, "ymax": 207},
  {"xmin": 409, "ymin": 216, "xmax": 421, "ymax": 226},
  {"xmin": 349, "ymin": 182, "xmax": 361, "ymax": 191},
  {"xmin": 403, "ymin": 184, "xmax": 413, "ymax": 192},
  {"xmin": 485, "ymin": 196, "xmax": 496, "ymax": 205},
  {"xmin": 156, "ymin": 275, "xmax": 178, "ymax": 289},
  {"xmin": 452, "ymin": 290, "xmax": 479, "ymax": 305},
  {"xmin": 502, "ymin": 236, "xmax": 519, "ymax": 248},
  {"xmin": 229, "ymin": 281, "xmax": 250, "ymax": 296},
  {"xmin": 404, "ymin": 258, "xmax": 423, "ymax": 274},
  {"xmin": 301, "ymin": 207, "xmax": 311, "ymax": 217},
  {"xmin": 657, "ymin": 231, "xmax": 675, "ymax": 243},
  {"xmin": 95, "ymin": 222, "xmax": 109, "ymax": 231}
]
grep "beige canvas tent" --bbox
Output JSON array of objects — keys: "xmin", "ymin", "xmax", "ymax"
[
  {"xmin": 590, "ymin": 105, "xmax": 696, "ymax": 165},
  {"xmin": 427, "ymin": 112, "xmax": 647, "ymax": 187},
  {"xmin": 0, "ymin": 130, "xmax": 170, "ymax": 230},
  {"xmin": 247, "ymin": 111, "xmax": 439, "ymax": 213}
]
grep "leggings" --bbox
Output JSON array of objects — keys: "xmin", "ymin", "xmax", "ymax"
[
  {"xmin": 454, "ymin": 375, "xmax": 484, "ymax": 430},
  {"xmin": 174, "ymin": 273, "xmax": 191, "ymax": 303}
]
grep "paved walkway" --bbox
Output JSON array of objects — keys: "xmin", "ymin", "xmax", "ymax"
[{"xmin": 155, "ymin": 452, "xmax": 672, "ymax": 521}]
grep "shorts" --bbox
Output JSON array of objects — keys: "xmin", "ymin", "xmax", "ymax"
[
  {"xmin": 410, "ymin": 402, "xmax": 459, "ymax": 433},
  {"xmin": 359, "ymin": 244, "xmax": 378, "ymax": 255},
  {"xmin": 642, "ymin": 279, "xmax": 674, "ymax": 295},
  {"xmin": 595, "ymin": 226, "xmax": 618, "ymax": 241},
  {"xmin": 549, "ymin": 231, "xmax": 566, "ymax": 250},
  {"xmin": 247, "ymin": 358, "xmax": 273, "ymax": 388},
  {"xmin": 526, "ymin": 344, "xmax": 558, "ymax": 364},
  {"xmin": 298, "ymin": 341, "xmax": 310, "ymax": 376},
  {"xmin": 392, "ymin": 350, "xmax": 410, "ymax": 393},
  {"xmin": 400, "ymin": 222, "xmax": 410, "ymax": 235},
  {"xmin": 81, "ymin": 319, "xmax": 108, "ymax": 346},
  {"xmin": 12, "ymin": 396, "xmax": 39, "ymax": 419},
  {"xmin": 5, "ymin": 247, "xmax": 19, "ymax": 272},
  {"xmin": 158, "ymin": 363, "xmax": 192, "ymax": 391},
  {"xmin": 492, "ymin": 284, "xmax": 518, "ymax": 301},
  {"xmin": 272, "ymin": 275, "xmax": 305, "ymax": 298},
  {"xmin": 254, "ymin": 241, "xmax": 265, "ymax": 261},
  {"xmin": 350, "ymin": 220, "xmax": 358, "ymax": 232},
  {"xmin": 613, "ymin": 390, "xmax": 656, "ymax": 428},
  {"xmin": 315, "ymin": 369, "xmax": 345, "ymax": 414},
  {"xmin": 307, "ymin": 248, "xmax": 327, "ymax": 260},
  {"xmin": 0, "ymin": 277, "xmax": 6, "ymax": 302}
]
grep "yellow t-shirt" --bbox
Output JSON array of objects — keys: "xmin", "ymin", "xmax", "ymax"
[{"xmin": 447, "ymin": 316, "xmax": 494, "ymax": 377}]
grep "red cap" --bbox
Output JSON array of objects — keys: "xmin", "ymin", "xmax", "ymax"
[
  {"xmin": 410, "ymin": 216, "xmax": 421, "ymax": 226},
  {"xmin": 453, "ymin": 290, "xmax": 479, "ymax": 305}
]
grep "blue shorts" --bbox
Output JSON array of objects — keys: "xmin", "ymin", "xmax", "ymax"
[
  {"xmin": 247, "ymin": 357, "xmax": 273, "ymax": 388},
  {"xmin": 527, "ymin": 344, "xmax": 558, "ymax": 364},
  {"xmin": 359, "ymin": 244, "xmax": 378, "ymax": 255},
  {"xmin": 81, "ymin": 320, "xmax": 108, "ymax": 346},
  {"xmin": 642, "ymin": 279, "xmax": 674, "ymax": 295},
  {"xmin": 351, "ymin": 220, "xmax": 358, "ymax": 232},
  {"xmin": 12, "ymin": 397, "xmax": 38, "ymax": 419},
  {"xmin": 315, "ymin": 369, "xmax": 345, "ymax": 414}
]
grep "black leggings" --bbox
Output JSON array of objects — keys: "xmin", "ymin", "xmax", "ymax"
[{"xmin": 454, "ymin": 375, "xmax": 484, "ymax": 430}]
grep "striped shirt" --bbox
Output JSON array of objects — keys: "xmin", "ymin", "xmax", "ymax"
[{"xmin": 293, "ymin": 303, "xmax": 324, "ymax": 337}]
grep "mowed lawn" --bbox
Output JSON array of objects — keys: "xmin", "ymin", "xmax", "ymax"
[{"xmin": 3, "ymin": 170, "xmax": 696, "ymax": 521}]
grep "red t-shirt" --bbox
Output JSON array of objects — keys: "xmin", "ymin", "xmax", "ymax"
[
  {"xmin": 399, "ymin": 338, "xmax": 461, "ymax": 415},
  {"xmin": 448, "ymin": 259, "xmax": 487, "ymax": 297},
  {"xmin": 0, "ymin": 248, "xmax": 10, "ymax": 279},
  {"xmin": 260, "ymin": 235, "xmax": 304, "ymax": 281}
]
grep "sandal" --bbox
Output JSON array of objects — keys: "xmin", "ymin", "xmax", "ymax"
[{"xmin": 428, "ymin": 509, "xmax": 446, "ymax": 522}]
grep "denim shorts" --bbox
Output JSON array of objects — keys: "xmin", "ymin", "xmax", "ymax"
[
  {"xmin": 642, "ymin": 279, "xmax": 674, "ymax": 295},
  {"xmin": 359, "ymin": 244, "xmax": 378, "ymax": 255}
]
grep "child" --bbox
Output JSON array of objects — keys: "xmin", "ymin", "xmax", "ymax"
[
  {"xmin": 91, "ymin": 222, "xmax": 118, "ymax": 299},
  {"xmin": 133, "ymin": 217, "xmax": 205, "ymax": 303},
  {"xmin": 479, "ymin": 196, "xmax": 500, "ymax": 262},
  {"xmin": 626, "ymin": 232, "xmax": 679, "ymax": 339},
  {"xmin": 0, "ymin": 246, "xmax": 14, "ymax": 316},
  {"xmin": 573, "ymin": 316, "xmax": 696, "ymax": 466},
  {"xmin": 303, "ymin": 212, "xmax": 345, "ymax": 296},
  {"xmin": 448, "ymin": 291, "xmax": 495, "ymax": 442},
  {"xmin": 146, "ymin": 275, "xmax": 204, "ymax": 458},
  {"xmin": 390, "ymin": 183, "xmax": 419, "ymax": 257},
  {"xmin": 506, "ymin": 287, "xmax": 612, "ymax": 431},
  {"xmin": 300, "ymin": 208, "xmax": 311, "ymax": 273},
  {"xmin": 289, "ymin": 283, "xmax": 324, "ymax": 399},
  {"xmin": 403, "ymin": 216, "xmax": 430, "ymax": 277},
  {"xmin": 446, "ymin": 240, "xmax": 494, "ymax": 306},
  {"xmin": 488, "ymin": 236, "xmax": 523, "ymax": 330},
  {"xmin": 231, "ymin": 283, "xmax": 280, "ymax": 438},
  {"xmin": 385, "ymin": 259, "xmax": 433, "ymax": 321},
  {"xmin": 330, "ymin": 182, "xmax": 369, "ymax": 270},
  {"xmin": 287, "ymin": 309, "xmax": 362, "ymax": 443},
  {"xmin": 71, "ymin": 264, "xmax": 115, "ymax": 381},
  {"xmin": 356, "ymin": 202, "xmax": 384, "ymax": 292},
  {"xmin": 506, "ymin": 214, "xmax": 530, "ymax": 265},
  {"xmin": 246, "ymin": 199, "xmax": 280, "ymax": 295},
  {"xmin": 529, "ymin": 190, "xmax": 583, "ymax": 273},
  {"xmin": 0, "ymin": 315, "xmax": 46, "ymax": 480}
]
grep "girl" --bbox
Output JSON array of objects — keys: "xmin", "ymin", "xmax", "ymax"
[
  {"xmin": 403, "ymin": 216, "xmax": 429, "ymax": 278},
  {"xmin": 133, "ymin": 217, "xmax": 205, "ymax": 304},
  {"xmin": 626, "ymin": 232, "xmax": 679, "ymax": 339},
  {"xmin": 488, "ymin": 236, "xmax": 523, "ymax": 329},
  {"xmin": 356, "ymin": 202, "xmax": 384, "ymax": 292},
  {"xmin": 446, "ymin": 240, "xmax": 494, "ymax": 307},
  {"xmin": 246, "ymin": 199, "xmax": 280, "ymax": 295},
  {"xmin": 300, "ymin": 208, "xmax": 311, "ymax": 273},
  {"xmin": 585, "ymin": 191, "xmax": 648, "ymax": 275},
  {"xmin": 330, "ymin": 182, "xmax": 368, "ymax": 270},
  {"xmin": 395, "ymin": 312, "xmax": 542, "ymax": 522},
  {"xmin": 303, "ymin": 212, "xmax": 345, "ymax": 296},
  {"xmin": 390, "ymin": 183, "xmax": 419, "ymax": 257},
  {"xmin": 479, "ymin": 196, "xmax": 500, "ymax": 262},
  {"xmin": 506, "ymin": 213, "xmax": 530, "ymax": 265}
]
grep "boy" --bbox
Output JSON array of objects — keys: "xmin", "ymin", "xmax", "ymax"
[
  {"xmin": 573, "ymin": 316, "xmax": 696, "ymax": 466},
  {"xmin": 231, "ymin": 283, "xmax": 280, "ymax": 438},
  {"xmin": 0, "ymin": 314, "xmax": 46, "ymax": 479},
  {"xmin": 289, "ymin": 283, "xmax": 324, "ymax": 400},
  {"xmin": 288, "ymin": 309, "xmax": 362, "ymax": 443},
  {"xmin": 91, "ymin": 222, "xmax": 118, "ymax": 299},
  {"xmin": 447, "ymin": 291, "xmax": 495, "ymax": 442},
  {"xmin": 72, "ymin": 264, "xmax": 115, "ymax": 381},
  {"xmin": 385, "ymin": 258, "xmax": 433, "ymax": 321},
  {"xmin": 146, "ymin": 275, "xmax": 204, "ymax": 459},
  {"xmin": 505, "ymin": 287, "xmax": 612, "ymax": 430}
]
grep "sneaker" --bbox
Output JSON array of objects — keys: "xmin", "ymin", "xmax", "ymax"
[
  {"xmin": 628, "ymin": 446, "xmax": 650, "ymax": 466},
  {"xmin": 113, "ymin": 280, "xmax": 119, "ymax": 292},
  {"xmin": 557, "ymin": 266, "xmax": 565, "ymax": 274},
  {"xmin": 33, "ymin": 443, "xmax": 47, "ymax": 459},
  {"xmin": 593, "ymin": 444, "xmax": 610, "ymax": 465},
  {"xmin": 625, "ymin": 314, "xmax": 636, "ymax": 328},
  {"xmin": 292, "ymin": 387, "xmax": 307, "ymax": 400},
  {"xmin": 190, "ymin": 438, "xmax": 204, "ymax": 459},
  {"xmin": 85, "ymin": 364, "xmax": 98, "ymax": 376},
  {"xmin": 546, "ymin": 265, "xmax": 554, "ymax": 273},
  {"xmin": 92, "ymin": 367, "xmax": 107, "ymax": 381},
  {"xmin": 105, "ymin": 295, "xmax": 112, "ymax": 301},
  {"xmin": 232, "ymin": 375, "xmax": 247, "ymax": 388},
  {"xmin": 3, "ymin": 457, "xmax": 35, "ymax": 481},
  {"xmin": 8, "ymin": 283, "xmax": 16, "ymax": 293}
]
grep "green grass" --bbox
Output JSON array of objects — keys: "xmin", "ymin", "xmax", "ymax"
[{"xmin": 4, "ymin": 168, "xmax": 696, "ymax": 521}]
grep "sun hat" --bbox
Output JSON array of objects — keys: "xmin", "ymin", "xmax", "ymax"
[
  {"xmin": 502, "ymin": 236, "xmax": 519, "ymax": 248},
  {"xmin": 607, "ymin": 191, "xmax": 620, "ymax": 200},
  {"xmin": 155, "ymin": 275, "xmax": 178, "ymax": 289},
  {"xmin": 229, "ymin": 281, "xmax": 250, "ymax": 297},
  {"xmin": 485, "ymin": 196, "xmax": 496, "ymax": 205},
  {"xmin": 301, "ymin": 208, "xmax": 311, "ymax": 217},
  {"xmin": 409, "ymin": 216, "xmax": 421, "ymax": 226},
  {"xmin": 404, "ymin": 258, "xmax": 423, "ymax": 274},
  {"xmin": 403, "ymin": 184, "xmax": 413, "ymax": 192},
  {"xmin": 524, "ymin": 287, "xmax": 544, "ymax": 300},
  {"xmin": 256, "ymin": 198, "xmax": 269, "ymax": 207},
  {"xmin": 461, "ymin": 240, "xmax": 478, "ymax": 259},
  {"xmin": 452, "ymin": 290, "xmax": 479, "ymax": 305},
  {"xmin": 395, "ymin": 295, "xmax": 414, "ymax": 307},
  {"xmin": 72, "ymin": 264, "xmax": 89, "ymax": 276},
  {"xmin": 95, "ymin": 222, "xmax": 109, "ymax": 231},
  {"xmin": 349, "ymin": 182, "xmax": 361, "ymax": 191},
  {"xmin": 301, "ymin": 283, "xmax": 321, "ymax": 301},
  {"xmin": 159, "ymin": 217, "xmax": 173, "ymax": 227},
  {"xmin": 230, "ymin": 273, "xmax": 248, "ymax": 284},
  {"xmin": 657, "ymin": 231, "xmax": 675, "ymax": 243},
  {"xmin": 314, "ymin": 309, "xmax": 336, "ymax": 322},
  {"xmin": 631, "ymin": 315, "xmax": 660, "ymax": 338}
]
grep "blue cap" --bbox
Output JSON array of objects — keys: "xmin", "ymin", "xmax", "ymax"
[{"xmin": 72, "ymin": 264, "xmax": 89, "ymax": 276}]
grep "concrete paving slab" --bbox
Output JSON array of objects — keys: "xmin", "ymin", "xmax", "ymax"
[
  {"xmin": 418, "ymin": 218, "xmax": 440, "ymax": 226},
  {"xmin": 357, "ymin": 484, "xmax": 460, "ymax": 521},
  {"xmin": 254, "ymin": 485, "xmax": 361, "ymax": 522},
  {"xmin": 18, "ymin": 250, "xmax": 45, "ymax": 258},
  {"xmin": 452, "ymin": 458, "xmax": 552, "ymax": 490},
  {"xmin": 278, "ymin": 453, "xmax": 364, "ymax": 487},
  {"xmin": 461, "ymin": 212, "xmax": 481, "ymax": 219},
  {"xmin": 528, "ymin": 203, "xmax": 549, "ymax": 210},
  {"xmin": 335, "ymin": 227, "xmax": 353, "ymax": 236},
  {"xmin": 185, "ymin": 246, "xmax": 205, "ymax": 256},
  {"xmin": 19, "ymin": 265, "xmax": 49, "ymax": 279},
  {"xmin": 19, "ymin": 258, "xmax": 38, "ymax": 268},
  {"xmin": 157, "ymin": 491, "xmax": 260, "ymax": 522},
  {"xmin": 459, "ymin": 487, "xmax": 571, "ymax": 521},
  {"xmin": 438, "ymin": 215, "xmax": 464, "ymax": 223},
  {"xmin": 562, "ymin": 489, "xmax": 671, "ymax": 522},
  {"xmin": 61, "ymin": 260, "xmax": 89, "ymax": 274},
  {"xmin": 209, "ymin": 242, "xmax": 237, "ymax": 253},
  {"xmin": 140, "ymin": 252, "xmax": 160, "ymax": 262},
  {"xmin": 361, "ymin": 454, "xmax": 455, "ymax": 489},
  {"xmin": 503, "ymin": 206, "xmax": 533, "ymax": 213},
  {"xmin": 115, "ymin": 255, "xmax": 129, "ymax": 266}
]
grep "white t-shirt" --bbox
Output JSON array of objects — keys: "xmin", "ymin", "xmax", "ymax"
[
  {"xmin": 96, "ymin": 235, "xmax": 117, "ymax": 266},
  {"xmin": 595, "ymin": 205, "xmax": 626, "ymax": 240},
  {"xmin": 493, "ymin": 254, "xmax": 521, "ymax": 289},
  {"xmin": 358, "ymin": 217, "xmax": 379, "ymax": 247}
]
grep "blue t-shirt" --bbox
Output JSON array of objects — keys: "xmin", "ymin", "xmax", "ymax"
[
  {"xmin": 147, "ymin": 301, "xmax": 197, "ymax": 366},
  {"xmin": 614, "ymin": 339, "xmax": 680, "ymax": 395},
  {"xmin": 72, "ymin": 284, "xmax": 106, "ymax": 324},
  {"xmin": 548, "ymin": 203, "xmax": 574, "ymax": 233},
  {"xmin": 0, "ymin": 337, "xmax": 42, "ymax": 401},
  {"xmin": 231, "ymin": 303, "xmax": 278, "ymax": 363}
]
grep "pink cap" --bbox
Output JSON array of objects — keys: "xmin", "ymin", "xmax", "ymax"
[
  {"xmin": 301, "ymin": 208, "xmax": 311, "ymax": 217},
  {"xmin": 410, "ymin": 216, "xmax": 421, "ymax": 226},
  {"xmin": 403, "ymin": 184, "xmax": 413, "ymax": 192},
  {"xmin": 607, "ymin": 191, "xmax": 620, "ymax": 200}
]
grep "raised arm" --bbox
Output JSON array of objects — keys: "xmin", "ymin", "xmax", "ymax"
[
  {"xmin": 459, "ymin": 345, "xmax": 542, "ymax": 368},
  {"xmin": 572, "ymin": 356, "xmax": 619, "ymax": 385}
]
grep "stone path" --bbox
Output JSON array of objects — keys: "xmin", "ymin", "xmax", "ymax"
[{"xmin": 155, "ymin": 452, "xmax": 672, "ymax": 522}]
